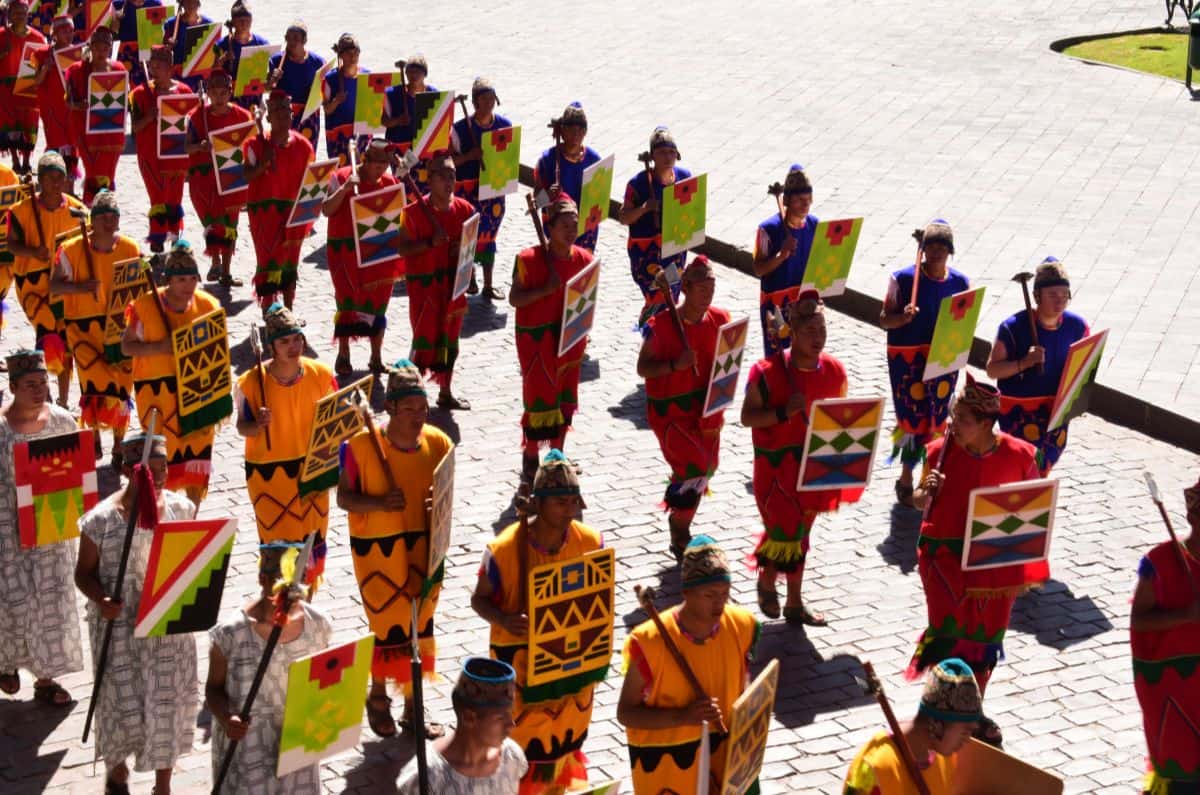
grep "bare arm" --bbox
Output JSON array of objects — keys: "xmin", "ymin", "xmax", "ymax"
[
  {"xmin": 616, "ymin": 652, "xmax": 720, "ymax": 729},
  {"xmin": 1130, "ymin": 571, "xmax": 1200, "ymax": 632},
  {"xmin": 470, "ymin": 570, "xmax": 527, "ymax": 638}
]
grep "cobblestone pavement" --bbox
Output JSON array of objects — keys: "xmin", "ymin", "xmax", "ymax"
[{"xmin": 2, "ymin": 2, "xmax": 1199, "ymax": 793}]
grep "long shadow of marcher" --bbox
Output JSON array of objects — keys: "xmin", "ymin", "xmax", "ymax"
[
  {"xmin": 460, "ymin": 296, "xmax": 507, "ymax": 340},
  {"xmin": 607, "ymin": 385, "xmax": 649, "ymax": 430},
  {"xmin": 1009, "ymin": 578, "xmax": 1113, "ymax": 649},
  {"xmin": 878, "ymin": 504, "xmax": 922, "ymax": 574},
  {"xmin": 340, "ymin": 734, "xmax": 418, "ymax": 795},
  {"xmin": 757, "ymin": 622, "xmax": 875, "ymax": 728},
  {"xmin": 302, "ymin": 244, "xmax": 328, "ymax": 271},
  {"xmin": 0, "ymin": 699, "xmax": 71, "ymax": 789}
]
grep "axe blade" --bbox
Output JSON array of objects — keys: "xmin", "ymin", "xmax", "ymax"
[{"xmin": 1011, "ymin": 271, "xmax": 1035, "ymax": 284}]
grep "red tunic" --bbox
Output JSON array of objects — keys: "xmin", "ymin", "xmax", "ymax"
[
  {"xmin": 186, "ymin": 103, "xmax": 253, "ymax": 257},
  {"xmin": 36, "ymin": 44, "xmax": 72, "ymax": 154},
  {"xmin": 65, "ymin": 58, "xmax": 127, "ymax": 202},
  {"xmin": 0, "ymin": 27, "xmax": 47, "ymax": 143},
  {"xmin": 244, "ymin": 130, "xmax": 314, "ymax": 305},
  {"xmin": 130, "ymin": 79, "xmax": 193, "ymax": 246},
  {"xmin": 327, "ymin": 167, "xmax": 402, "ymax": 339}
]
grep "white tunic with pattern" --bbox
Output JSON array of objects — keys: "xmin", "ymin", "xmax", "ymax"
[
  {"xmin": 81, "ymin": 490, "xmax": 199, "ymax": 771},
  {"xmin": 0, "ymin": 405, "xmax": 85, "ymax": 679},
  {"xmin": 209, "ymin": 603, "xmax": 332, "ymax": 795}
]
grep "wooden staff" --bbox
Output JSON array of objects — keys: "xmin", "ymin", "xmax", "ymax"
[
  {"xmin": 455, "ymin": 94, "xmax": 485, "ymax": 172},
  {"xmin": 1144, "ymin": 473, "xmax": 1200, "ymax": 597},
  {"xmin": 212, "ymin": 533, "xmax": 316, "ymax": 794},
  {"xmin": 919, "ymin": 420, "xmax": 953, "ymax": 525},
  {"xmin": 524, "ymin": 192, "xmax": 547, "ymax": 252},
  {"xmin": 547, "ymin": 117, "xmax": 562, "ymax": 187},
  {"xmin": 633, "ymin": 585, "xmax": 727, "ymax": 733},
  {"xmin": 72, "ymin": 208, "xmax": 94, "ymax": 283},
  {"xmin": 354, "ymin": 388, "xmax": 398, "ymax": 492},
  {"xmin": 409, "ymin": 607, "xmax": 430, "ymax": 795},
  {"xmin": 860, "ymin": 661, "xmax": 932, "ymax": 795},
  {"xmin": 767, "ymin": 181, "xmax": 785, "ymax": 225},
  {"xmin": 82, "ymin": 408, "xmax": 160, "ymax": 743},
  {"xmin": 23, "ymin": 175, "xmax": 48, "ymax": 262},
  {"xmin": 1011, "ymin": 271, "xmax": 1043, "ymax": 376},
  {"xmin": 249, "ymin": 324, "xmax": 272, "ymax": 450},
  {"xmin": 637, "ymin": 150, "xmax": 659, "ymax": 228},
  {"xmin": 653, "ymin": 269, "xmax": 699, "ymax": 377},
  {"xmin": 908, "ymin": 236, "xmax": 924, "ymax": 310}
]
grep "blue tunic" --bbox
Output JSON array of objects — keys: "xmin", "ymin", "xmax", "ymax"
[
  {"xmin": 534, "ymin": 145, "xmax": 602, "ymax": 251},
  {"xmin": 624, "ymin": 167, "xmax": 692, "ymax": 325},
  {"xmin": 217, "ymin": 33, "xmax": 269, "ymax": 109},
  {"xmin": 451, "ymin": 113, "xmax": 513, "ymax": 265},
  {"xmin": 163, "ymin": 13, "xmax": 214, "ymax": 91},
  {"xmin": 267, "ymin": 50, "xmax": 325, "ymax": 142},
  {"xmin": 755, "ymin": 213, "xmax": 818, "ymax": 355},
  {"xmin": 384, "ymin": 83, "xmax": 439, "ymax": 148}
]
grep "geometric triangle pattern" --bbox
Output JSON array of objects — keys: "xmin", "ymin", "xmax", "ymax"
[
  {"xmin": 13, "ymin": 429, "xmax": 98, "ymax": 549},
  {"xmin": 180, "ymin": 22, "xmax": 220, "ymax": 79},
  {"xmin": 351, "ymin": 183, "xmax": 406, "ymax": 269},
  {"xmin": 559, "ymin": 259, "xmax": 601, "ymax": 357},
  {"xmin": 797, "ymin": 397, "xmax": 885, "ymax": 491},
  {"xmin": 84, "ymin": 0, "xmax": 115, "ymax": 39},
  {"xmin": 719, "ymin": 659, "xmax": 780, "ymax": 795},
  {"xmin": 13, "ymin": 42, "xmax": 46, "ymax": 100},
  {"xmin": 133, "ymin": 517, "xmax": 236, "ymax": 637},
  {"xmin": 210, "ymin": 119, "xmax": 256, "ymax": 196},
  {"xmin": 426, "ymin": 446, "xmax": 456, "ymax": 588},
  {"xmin": 412, "ymin": 89, "xmax": 453, "ymax": 159},
  {"xmin": 1048, "ymin": 328, "xmax": 1108, "ymax": 432},
  {"xmin": 53, "ymin": 44, "xmax": 86, "ymax": 89},
  {"xmin": 661, "ymin": 173, "xmax": 707, "ymax": 258},
  {"xmin": 171, "ymin": 308, "xmax": 232, "ymax": 433},
  {"xmin": 800, "ymin": 217, "xmax": 863, "ymax": 297},
  {"xmin": 354, "ymin": 72, "xmax": 401, "ymax": 137},
  {"xmin": 962, "ymin": 478, "xmax": 1058, "ymax": 572},
  {"xmin": 288, "ymin": 159, "xmax": 341, "ymax": 228},
  {"xmin": 87, "ymin": 71, "xmax": 128, "ymax": 135},
  {"xmin": 298, "ymin": 375, "xmax": 372, "ymax": 496},
  {"xmin": 157, "ymin": 93, "xmax": 199, "ymax": 160},
  {"xmin": 702, "ymin": 317, "xmax": 749, "ymax": 418},
  {"xmin": 102, "ymin": 258, "xmax": 152, "ymax": 360},
  {"xmin": 526, "ymin": 548, "xmax": 615, "ymax": 689}
]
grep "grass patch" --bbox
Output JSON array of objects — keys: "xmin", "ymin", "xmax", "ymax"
[{"xmin": 1063, "ymin": 32, "xmax": 1190, "ymax": 81}]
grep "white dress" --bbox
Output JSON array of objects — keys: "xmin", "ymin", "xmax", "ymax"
[
  {"xmin": 0, "ymin": 405, "xmax": 85, "ymax": 680},
  {"xmin": 209, "ymin": 602, "xmax": 333, "ymax": 794},
  {"xmin": 396, "ymin": 737, "xmax": 529, "ymax": 794},
  {"xmin": 81, "ymin": 490, "xmax": 199, "ymax": 771}
]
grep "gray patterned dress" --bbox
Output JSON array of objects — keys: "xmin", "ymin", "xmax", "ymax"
[
  {"xmin": 209, "ymin": 603, "xmax": 332, "ymax": 794},
  {"xmin": 0, "ymin": 405, "xmax": 85, "ymax": 681},
  {"xmin": 81, "ymin": 490, "xmax": 199, "ymax": 771}
]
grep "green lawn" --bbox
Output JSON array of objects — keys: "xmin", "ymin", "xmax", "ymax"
[{"xmin": 1063, "ymin": 32, "xmax": 1190, "ymax": 82}]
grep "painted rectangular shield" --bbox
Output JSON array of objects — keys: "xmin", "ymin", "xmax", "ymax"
[
  {"xmin": 277, "ymin": 635, "xmax": 375, "ymax": 777},
  {"xmin": 577, "ymin": 153, "xmax": 614, "ymax": 237},
  {"xmin": 297, "ymin": 375, "xmax": 372, "ymax": 496},
  {"xmin": 299, "ymin": 59, "xmax": 334, "ymax": 125},
  {"xmin": 963, "ymin": 478, "xmax": 1058, "ymax": 573},
  {"xmin": 426, "ymin": 446, "xmax": 455, "ymax": 596},
  {"xmin": 209, "ymin": 118, "xmax": 256, "ymax": 196},
  {"xmin": 84, "ymin": 0, "xmax": 114, "ymax": 39},
  {"xmin": 351, "ymin": 182, "xmax": 405, "ymax": 269},
  {"xmin": 13, "ymin": 42, "xmax": 47, "ymax": 99},
  {"xmin": 922, "ymin": 286, "xmax": 986, "ymax": 382},
  {"xmin": 0, "ymin": 183, "xmax": 26, "ymax": 253},
  {"xmin": 287, "ymin": 158, "xmax": 340, "ymax": 228},
  {"xmin": 53, "ymin": 43, "xmax": 85, "ymax": 89},
  {"xmin": 559, "ymin": 257, "xmax": 601, "ymax": 357},
  {"xmin": 412, "ymin": 89, "xmax": 454, "ymax": 159},
  {"xmin": 1047, "ymin": 329, "xmax": 1107, "ymax": 431},
  {"xmin": 952, "ymin": 738, "xmax": 1064, "ymax": 794},
  {"xmin": 86, "ymin": 71, "xmax": 128, "ymax": 135},
  {"xmin": 800, "ymin": 217, "xmax": 863, "ymax": 297},
  {"xmin": 135, "ymin": 4, "xmax": 173, "ymax": 61},
  {"xmin": 661, "ymin": 173, "xmax": 707, "ymax": 258},
  {"xmin": 180, "ymin": 22, "xmax": 220, "ymax": 79},
  {"xmin": 102, "ymin": 257, "xmax": 151, "ymax": 363},
  {"xmin": 232, "ymin": 43, "xmax": 273, "ymax": 98},
  {"xmin": 797, "ymin": 397, "xmax": 885, "ymax": 492},
  {"xmin": 172, "ymin": 307, "xmax": 232, "ymax": 435},
  {"xmin": 718, "ymin": 658, "xmax": 780, "ymax": 795},
  {"xmin": 451, "ymin": 213, "xmax": 479, "ymax": 301},
  {"xmin": 354, "ymin": 72, "xmax": 400, "ymax": 137},
  {"xmin": 702, "ymin": 317, "xmax": 749, "ymax": 418},
  {"xmin": 134, "ymin": 517, "xmax": 235, "ymax": 637},
  {"xmin": 525, "ymin": 547, "xmax": 615, "ymax": 694},
  {"xmin": 14, "ymin": 429, "xmax": 98, "ymax": 549},
  {"xmin": 478, "ymin": 125, "xmax": 521, "ymax": 199},
  {"xmin": 156, "ymin": 93, "xmax": 199, "ymax": 160}
]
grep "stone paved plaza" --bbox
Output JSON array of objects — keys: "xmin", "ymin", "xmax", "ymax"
[{"xmin": 3, "ymin": 1, "xmax": 1200, "ymax": 793}]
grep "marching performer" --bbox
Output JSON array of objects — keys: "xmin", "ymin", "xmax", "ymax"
[
  {"xmin": 1130, "ymin": 477, "xmax": 1200, "ymax": 794},
  {"xmin": 910, "ymin": 374, "xmax": 1041, "ymax": 747},
  {"xmin": 265, "ymin": 19, "xmax": 325, "ymax": 145},
  {"xmin": 471, "ymin": 450, "xmax": 601, "ymax": 794},
  {"xmin": 0, "ymin": 161, "xmax": 16, "ymax": 337},
  {"xmin": 338, "ymin": 360, "xmax": 453, "ymax": 739},
  {"xmin": 618, "ymin": 126, "xmax": 690, "ymax": 326},
  {"xmin": 397, "ymin": 658, "xmax": 529, "ymax": 794},
  {"xmin": 65, "ymin": 24, "xmax": 127, "ymax": 203},
  {"xmin": 382, "ymin": 54, "xmax": 435, "ymax": 189},
  {"xmin": 0, "ymin": 0, "xmax": 46, "ymax": 175},
  {"xmin": 636, "ymin": 255, "xmax": 730, "ymax": 560},
  {"xmin": 74, "ymin": 430, "xmax": 199, "ymax": 795},
  {"xmin": 6, "ymin": 150, "xmax": 85, "ymax": 407},
  {"xmin": 741, "ymin": 290, "xmax": 862, "ymax": 626},
  {"xmin": 534, "ymin": 102, "xmax": 601, "ymax": 252},
  {"xmin": 754, "ymin": 164, "xmax": 818, "ymax": 356},
  {"xmin": 844, "ymin": 658, "xmax": 982, "ymax": 793},
  {"xmin": 129, "ymin": 44, "xmax": 192, "ymax": 255},
  {"xmin": 321, "ymin": 32, "xmax": 366, "ymax": 165},
  {"xmin": 161, "ymin": 0, "xmax": 213, "ymax": 92},
  {"xmin": 33, "ymin": 15, "xmax": 79, "ymax": 193},
  {"xmin": 243, "ymin": 88, "xmax": 315, "ymax": 309},
  {"xmin": 510, "ymin": 193, "xmax": 592, "ymax": 486},
  {"xmin": 115, "ymin": 0, "xmax": 163, "ymax": 86},
  {"xmin": 322, "ymin": 136, "xmax": 399, "ymax": 375},
  {"xmin": 879, "ymin": 219, "xmax": 969, "ymax": 508},
  {"xmin": 451, "ymin": 76, "xmax": 510, "ymax": 299},
  {"xmin": 215, "ymin": 0, "xmax": 267, "ymax": 111},
  {"xmin": 184, "ymin": 67, "xmax": 253, "ymax": 285},
  {"xmin": 985, "ymin": 257, "xmax": 1089, "ymax": 475},
  {"xmin": 206, "ymin": 542, "xmax": 333, "ymax": 794},
  {"xmin": 49, "ymin": 191, "xmax": 137, "ymax": 467},
  {"xmin": 398, "ymin": 154, "xmax": 477, "ymax": 410},
  {"xmin": 235, "ymin": 304, "xmax": 337, "ymax": 579},
  {"xmin": 121, "ymin": 240, "xmax": 222, "ymax": 505},
  {"xmin": 617, "ymin": 536, "xmax": 760, "ymax": 793},
  {"xmin": 0, "ymin": 350, "xmax": 85, "ymax": 708}
]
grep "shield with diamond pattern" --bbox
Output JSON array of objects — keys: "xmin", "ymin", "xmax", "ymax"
[
  {"xmin": 210, "ymin": 119, "xmax": 256, "ymax": 196},
  {"xmin": 796, "ymin": 397, "xmax": 885, "ymax": 491},
  {"xmin": 287, "ymin": 159, "xmax": 340, "ymax": 228},
  {"xmin": 558, "ymin": 258, "xmax": 601, "ymax": 357},
  {"xmin": 86, "ymin": 71, "xmax": 128, "ymax": 135},
  {"xmin": 451, "ymin": 213, "xmax": 480, "ymax": 301},
  {"xmin": 157, "ymin": 93, "xmax": 199, "ymax": 160},
  {"xmin": 352, "ymin": 183, "xmax": 406, "ymax": 269},
  {"xmin": 701, "ymin": 317, "xmax": 749, "ymax": 418},
  {"xmin": 962, "ymin": 478, "xmax": 1058, "ymax": 573}
]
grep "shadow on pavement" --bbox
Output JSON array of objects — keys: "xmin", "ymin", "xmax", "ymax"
[
  {"xmin": 757, "ymin": 625, "xmax": 875, "ymax": 728},
  {"xmin": 579, "ymin": 354, "xmax": 600, "ymax": 384},
  {"xmin": 619, "ymin": 565, "xmax": 683, "ymax": 630},
  {"xmin": 877, "ymin": 504, "xmax": 921, "ymax": 574},
  {"xmin": 607, "ymin": 385, "xmax": 648, "ymax": 430},
  {"xmin": 340, "ymin": 734, "xmax": 416, "ymax": 794},
  {"xmin": 0, "ymin": 698, "xmax": 71, "ymax": 790},
  {"xmin": 302, "ymin": 244, "xmax": 328, "ymax": 269},
  {"xmin": 460, "ymin": 297, "xmax": 508, "ymax": 340},
  {"xmin": 1009, "ymin": 579, "xmax": 1113, "ymax": 649}
]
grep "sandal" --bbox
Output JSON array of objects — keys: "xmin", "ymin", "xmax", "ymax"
[
  {"xmin": 219, "ymin": 273, "xmax": 244, "ymax": 288},
  {"xmin": 110, "ymin": 449, "xmax": 124, "ymax": 471},
  {"xmin": 398, "ymin": 715, "xmax": 446, "ymax": 740},
  {"xmin": 757, "ymin": 587, "xmax": 781, "ymax": 620},
  {"xmin": 974, "ymin": 715, "xmax": 1003, "ymax": 748},
  {"xmin": 205, "ymin": 266, "xmax": 220, "ymax": 282},
  {"xmin": 32, "ymin": 681, "xmax": 74, "ymax": 707},
  {"xmin": 467, "ymin": 275, "xmax": 480, "ymax": 295},
  {"xmin": 334, "ymin": 355, "xmax": 353, "ymax": 377},
  {"xmin": 365, "ymin": 694, "xmax": 396, "ymax": 738},
  {"xmin": 436, "ymin": 393, "xmax": 471, "ymax": 411},
  {"xmin": 105, "ymin": 779, "xmax": 130, "ymax": 795},
  {"xmin": 894, "ymin": 479, "xmax": 915, "ymax": 508},
  {"xmin": 482, "ymin": 286, "xmax": 505, "ymax": 301},
  {"xmin": 367, "ymin": 358, "xmax": 385, "ymax": 375},
  {"xmin": 783, "ymin": 605, "xmax": 828, "ymax": 627},
  {"xmin": 0, "ymin": 670, "xmax": 18, "ymax": 695}
]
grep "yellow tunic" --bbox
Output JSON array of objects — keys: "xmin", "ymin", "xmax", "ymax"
[
  {"xmin": 623, "ymin": 605, "xmax": 760, "ymax": 795},
  {"xmin": 56, "ymin": 234, "xmax": 138, "ymax": 430},
  {"xmin": 127, "ymin": 287, "xmax": 222, "ymax": 500},
  {"xmin": 0, "ymin": 164, "xmax": 19, "ymax": 311},
  {"xmin": 483, "ymin": 519, "xmax": 602, "ymax": 790},
  {"xmin": 8, "ymin": 192, "xmax": 86, "ymax": 373},
  {"xmin": 844, "ymin": 732, "xmax": 956, "ymax": 794},
  {"xmin": 342, "ymin": 424, "xmax": 452, "ymax": 692},
  {"xmin": 236, "ymin": 358, "xmax": 336, "ymax": 548}
]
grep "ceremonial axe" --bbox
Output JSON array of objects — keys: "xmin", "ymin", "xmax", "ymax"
[
  {"xmin": 454, "ymin": 94, "xmax": 485, "ymax": 171},
  {"xmin": 637, "ymin": 150, "xmax": 658, "ymax": 225},
  {"xmin": 766, "ymin": 181, "xmax": 785, "ymax": 224},
  {"xmin": 1011, "ymin": 271, "xmax": 1043, "ymax": 375}
]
